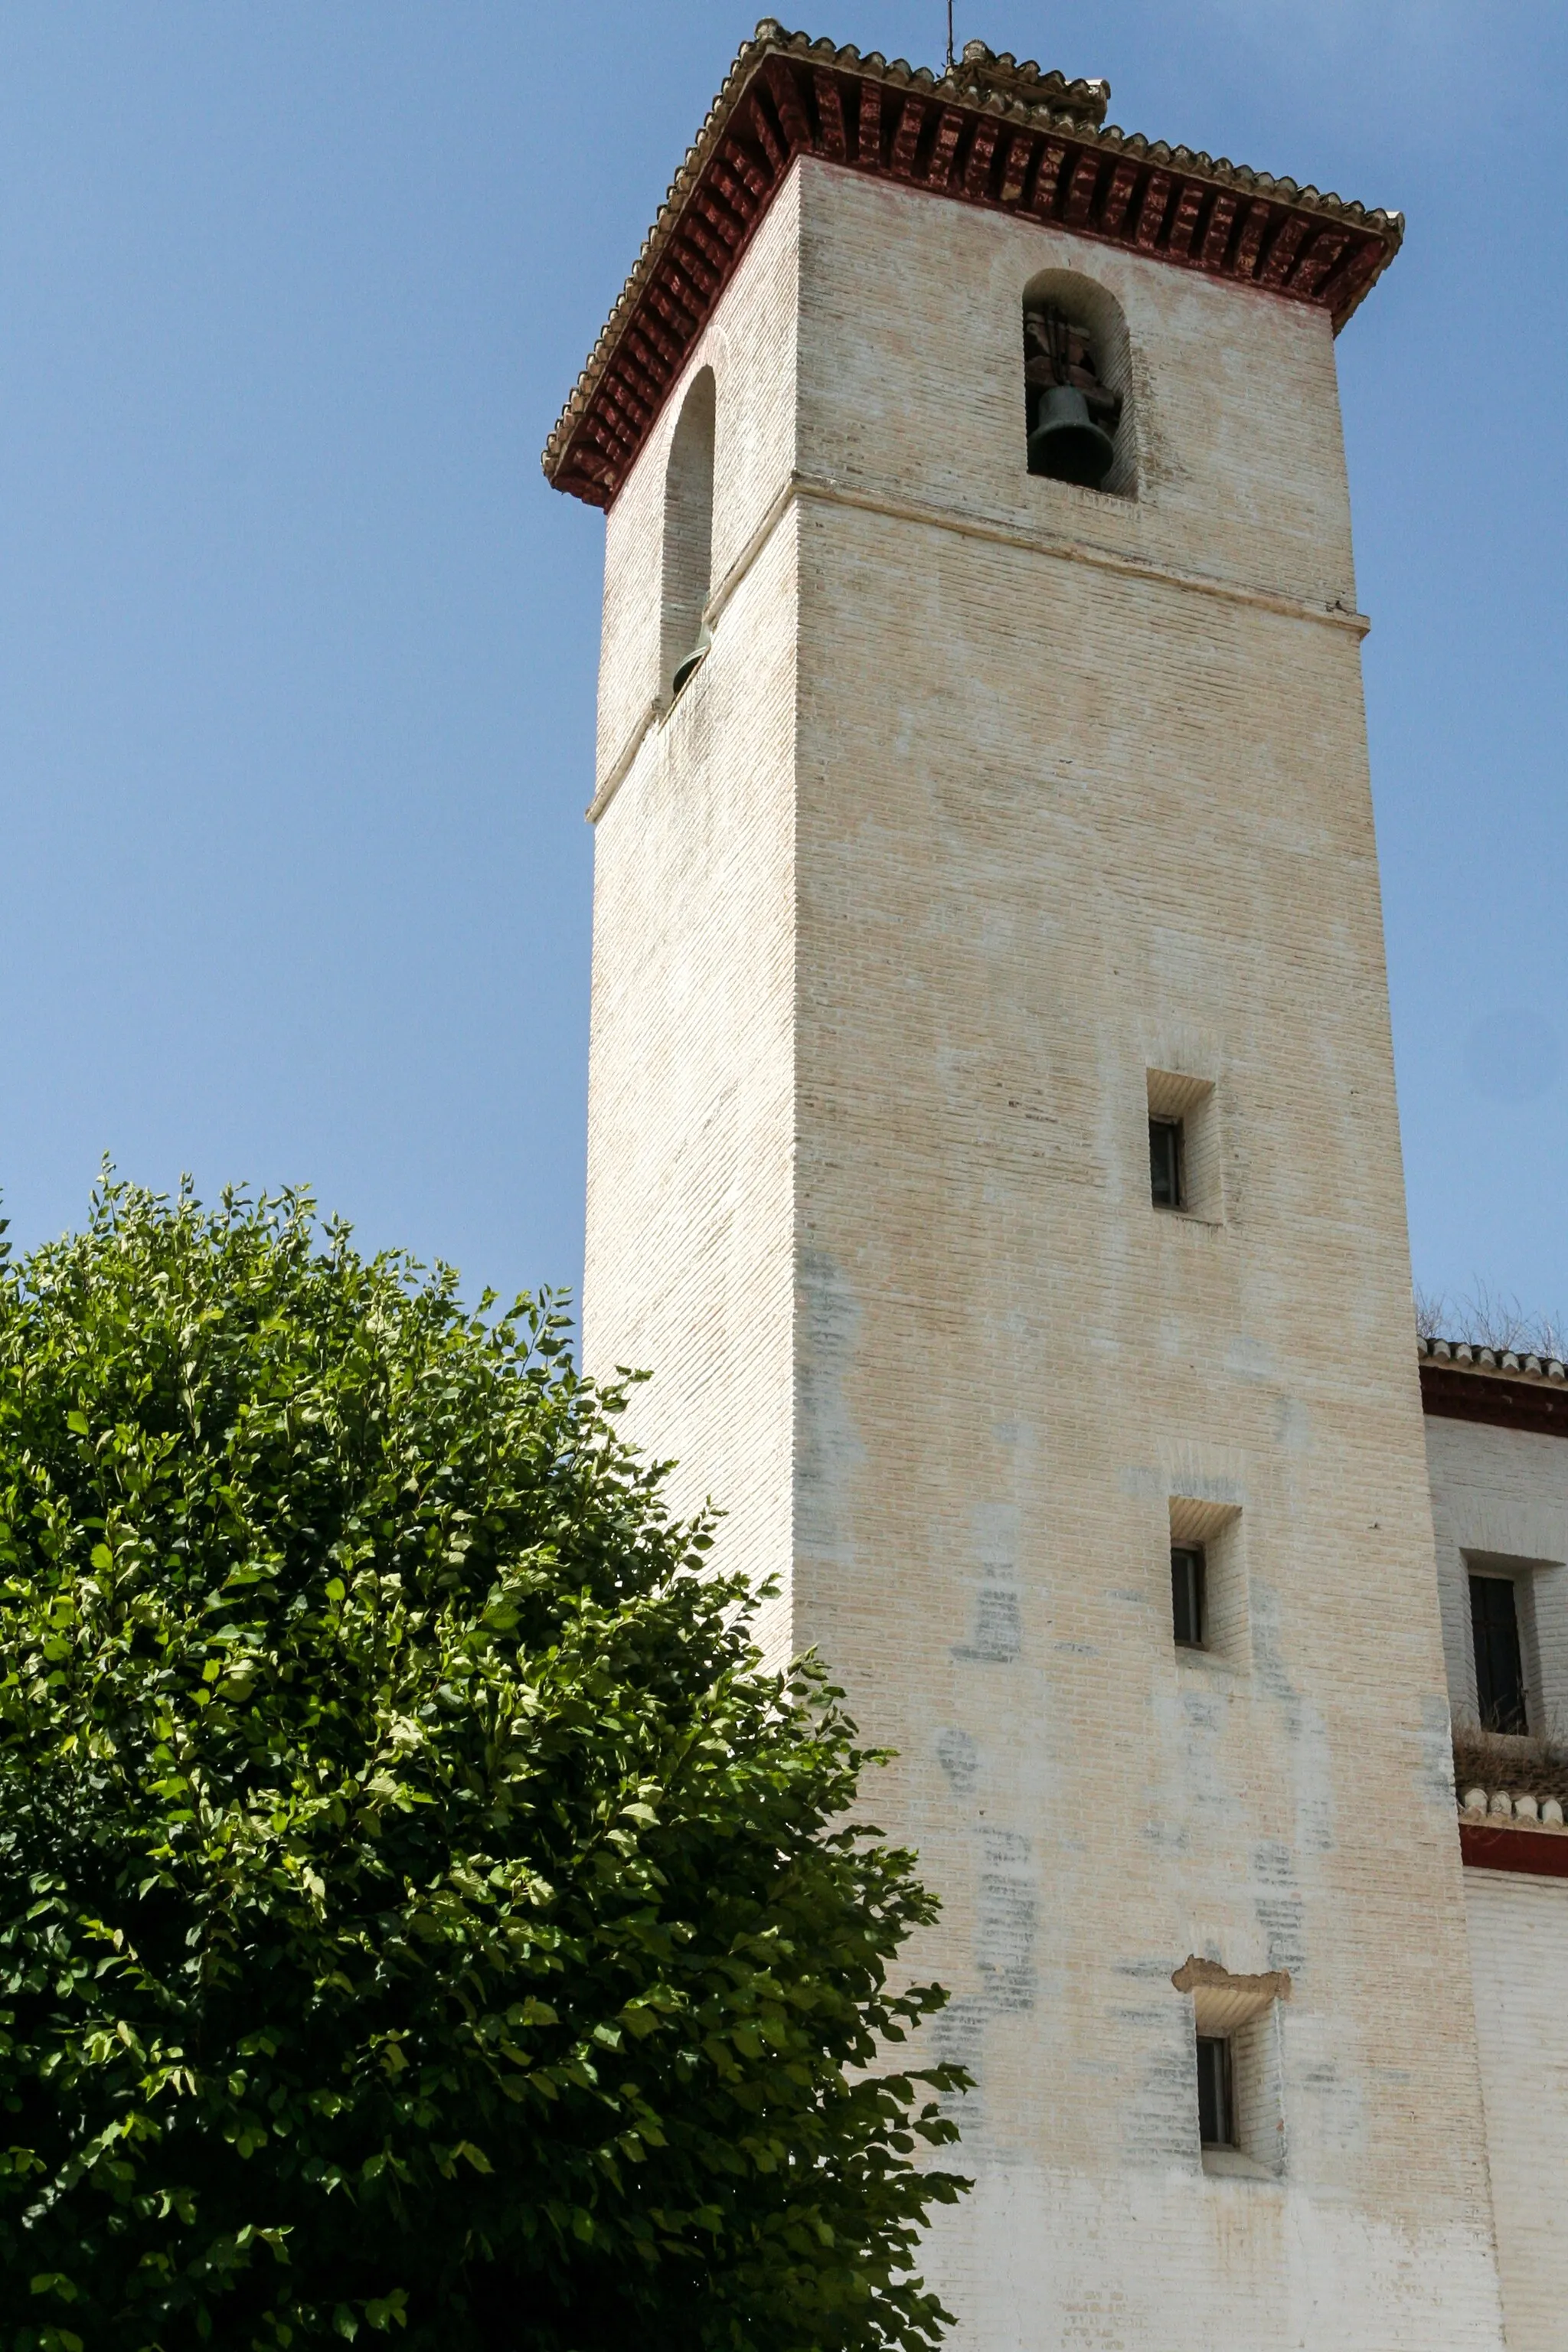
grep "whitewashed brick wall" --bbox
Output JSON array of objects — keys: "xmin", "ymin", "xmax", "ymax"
[
  {"xmin": 1426, "ymin": 1406, "xmax": 1568, "ymax": 2350},
  {"xmin": 1464, "ymin": 1868, "xmax": 1568, "ymax": 2352},
  {"xmin": 584, "ymin": 176, "xmax": 804, "ymax": 1662},
  {"xmin": 581, "ymin": 150, "xmax": 1510, "ymax": 2347}
]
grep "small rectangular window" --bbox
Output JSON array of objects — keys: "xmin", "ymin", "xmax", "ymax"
[
  {"xmin": 1197, "ymin": 2036, "xmax": 1234, "ymax": 2148},
  {"xmin": 1471, "ymin": 1573, "xmax": 1528, "ymax": 1734},
  {"xmin": 1171, "ymin": 1545, "xmax": 1206, "ymax": 1648},
  {"xmin": 1149, "ymin": 1116, "xmax": 1183, "ymax": 1209}
]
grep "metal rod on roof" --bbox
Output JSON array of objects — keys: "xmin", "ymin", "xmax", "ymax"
[{"xmin": 946, "ymin": 3, "xmax": 955, "ymax": 70}]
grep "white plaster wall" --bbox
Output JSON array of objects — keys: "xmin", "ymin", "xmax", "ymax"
[
  {"xmin": 1464, "ymin": 1869, "xmax": 1568, "ymax": 2352},
  {"xmin": 925, "ymin": 2164, "xmax": 1505, "ymax": 2350},
  {"xmin": 583, "ymin": 509, "xmax": 799, "ymax": 1658},
  {"xmin": 579, "ymin": 149, "xmax": 1507, "ymax": 2349},
  {"xmin": 581, "ymin": 171, "xmax": 802, "ymax": 1652},
  {"xmin": 788, "ymin": 162, "xmax": 1501, "ymax": 2347},
  {"xmin": 1425, "ymin": 1412, "xmax": 1568, "ymax": 1739}
]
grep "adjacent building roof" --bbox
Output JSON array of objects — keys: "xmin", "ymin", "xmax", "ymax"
[
  {"xmin": 1418, "ymin": 1334, "xmax": 1568, "ymax": 1439},
  {"xmin": 543, "ymin": 21, "xmax": 1404, "ymax": 511}
]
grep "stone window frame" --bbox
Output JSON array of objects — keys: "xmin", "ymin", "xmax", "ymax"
[
  {"xmin": 1173, "ymin": 1956, "xmax": 1289, "ymax": 2180},
  {"xmin": 1168, "ymin": 1496, "xmax": 1249, "ymax": 1671},
  {"xmin": 1147, "ymin": 1068, "xmax": 1223, "ymax": 1224}
]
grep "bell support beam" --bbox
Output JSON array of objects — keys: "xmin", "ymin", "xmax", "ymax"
[
  {"xmin": 853, "ymin": 76, "xmax": 881, "ymax": 167},
  {"xmin": 1024, "ymin": 141, "xmax": 1068, "ymax": 219}
]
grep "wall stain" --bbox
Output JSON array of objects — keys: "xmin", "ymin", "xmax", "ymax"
[
  {"xmin": 975, "ymin": 1826, "xmax": 1037, "ymax": 2013},
  {"xmin": 952, "ymin": 1586, "xmax": 1022, "ymax": 1662},
  {"xmin": 1255, "ymin": 1894, "xmax": 1307, "ymax": 1975},
  {"xmin": 1124, "ymin": 2035, "xmax": 1202, "ymax": 2168},
  {"xmin": 936, "ymin": 1726, "xmax": 979, "ymax": 1794},
  {"xmin": 795, "ymin": 1247, "xmax": 864, "ymax": 1563}
]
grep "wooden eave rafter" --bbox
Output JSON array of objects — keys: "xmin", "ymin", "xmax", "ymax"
[
  {"xmin": 542, "ymin": 19, "xmax": 1404, "ymax": 511},
  {"xmin": 1419, "ymin": 1357, "xmax": 1568, "ymax": 1441}
]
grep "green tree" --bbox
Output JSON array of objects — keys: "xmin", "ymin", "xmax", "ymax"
[{"xmin": 0, "ymin": 1178, "xmax": 967, "ymax": 2352}]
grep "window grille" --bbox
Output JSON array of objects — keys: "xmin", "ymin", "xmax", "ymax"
[{"xmin": 1197, "ymin": 2036, "xmax": 1235, "ymax": 2148}]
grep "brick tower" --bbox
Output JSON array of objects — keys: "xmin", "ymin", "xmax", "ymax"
[{"xmin": 545, "ymin": 24, "xmax": 1508, "ymax": 2347}]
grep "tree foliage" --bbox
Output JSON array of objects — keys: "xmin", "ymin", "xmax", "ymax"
[{"xmin": 0, "ymin": 1178, "xmax": 967, "ymax": 2352}]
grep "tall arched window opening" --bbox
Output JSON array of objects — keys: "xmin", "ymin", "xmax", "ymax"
[
  {"xmin": 661, "ymin": 368, "xmax": 716, "ymax": 702},
  {"xmin": 1022, "ymin": 273, "xmax": 1134, "ymax": 498}
]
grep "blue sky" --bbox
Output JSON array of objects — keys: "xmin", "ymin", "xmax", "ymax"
[{"xmin": 1, "ymin": 2, "xmax": 1563, "ymax": 1330}]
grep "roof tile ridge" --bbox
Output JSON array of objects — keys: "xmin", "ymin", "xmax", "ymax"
[
  {"xmin": 1027, "ymin": 109, "xmax": 1402, "ymax": 236},
  {"xmin": 541, "ymin": 20, "xmax": 782, "ymax": 478},
  {"xmin": 1417, "ymin": 1332, "xmax": 1568, "ymax": 1382}
]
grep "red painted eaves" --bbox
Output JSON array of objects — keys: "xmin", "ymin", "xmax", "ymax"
[{"xmin": 1460, "ymin": 1820, "xmax": 1568, "ymax": 1879}]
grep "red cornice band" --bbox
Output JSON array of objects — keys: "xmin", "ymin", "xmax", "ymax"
[
  {"xmin": 1420, "ymin": 1361, "xmax": 1568, "ymax": 1441},
  {"xmin": 1460, "ymin": 1820, "xmax": 1568, "ymax": 1879}
]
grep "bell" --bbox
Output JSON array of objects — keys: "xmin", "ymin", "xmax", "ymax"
[
  {"xmin": 1027, "ymin": 385, "xmax": 1116, "ymax": 490},
  {"xmin": 671, "ymin": 621, "xmax": 711, "ymax": 698}
]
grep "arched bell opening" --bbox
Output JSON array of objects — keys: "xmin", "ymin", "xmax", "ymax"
[
  {"xmin": 660, "ymin": 367, "xmax": 717, "ymax": 704},
  {"xmin": 1021, "ymin": 271, "xmax": 1135, "ymax": 498}
]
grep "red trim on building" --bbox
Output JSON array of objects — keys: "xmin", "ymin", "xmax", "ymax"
[
  {"xmin": 1460, "ymin": 1820, "xmax": 1568, "ymax": 1878},
  {"xmin": 1420, "ymin": 1361, "xmax": 1568, "ymax": 1441}
]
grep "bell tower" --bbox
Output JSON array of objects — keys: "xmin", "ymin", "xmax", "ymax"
[{"xmin": 547, "ymin": 25, "xmax": 1508, "ymax": 2348}]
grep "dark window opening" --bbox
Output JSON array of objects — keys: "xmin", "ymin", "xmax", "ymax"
[
  {"xmin": 1471, "ymin": 1573, "xmax": 1528, "ymax": 1735},
  {"xmin": 1150, "ymin": 1117, "xmax": 1183, "ymax": 1209},
  {"xmin": 1197, "ymin": 2036, "xmax": 1234, "ymax": 2148},
  {"xmin": 1171, "ymin": 1546, "xmax": 1206, "ymax": 1648},
  {"xmin": 1024, "ymin": 306, "xmax": 1122, "ymax": 489}
]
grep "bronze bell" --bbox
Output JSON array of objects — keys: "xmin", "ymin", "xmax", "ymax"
[
  {"xmin": 1027, "ymin": 384, "xmax": 1116, "ymax": 490},
  {"xmin": 671, "ymin": 621, "xmax": 711, "ymax": 698}
]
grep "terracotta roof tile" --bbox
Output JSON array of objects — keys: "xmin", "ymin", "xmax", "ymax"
[
  {"xmin": 1419, "ymin": 1335, "xmax": 1568, "ymax": 1383},
  {"xmin": 1418, "ymin": 1333, "xmax": 1568, "ymax": 1439}
]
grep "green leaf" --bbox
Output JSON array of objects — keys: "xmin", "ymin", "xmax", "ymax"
[
  {"xmin": 0, "ymin": 1178, "xmax": 969, "ymax": 2347},
  {"xmin": 30, "ymin": 2272, "xmax": 79, "ymax": 2301}
]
